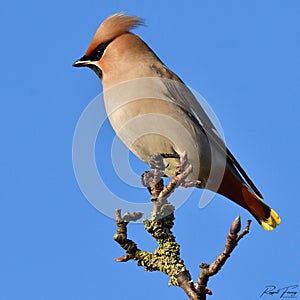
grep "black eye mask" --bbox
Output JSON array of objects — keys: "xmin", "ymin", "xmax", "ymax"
[{"xmin": 88, "ymin": 40, "xmax": 112, "ymax": 61}]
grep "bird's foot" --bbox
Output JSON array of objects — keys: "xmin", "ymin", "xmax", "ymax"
[
  {"xmin": 142, "ymin": 151, "xmax": 200, "ymax": 196},
  {"xmin": 148, "ymin": 153, "xmax": 166, "ymax": 170},
  {"xmin": 175, "ymin": 151, "xmax": 188, "ymax": 175},
  {"xmin": 175, "ymin": 152, "xmax": 204, "ymax": 188},
  {"xmin": 148, "ymin": 152, "xmax": 180, "ymax": 170},
  {"xmin": 142, "ymin": 153, "xmax": 164, "ymax": 197},
  {"xmin": 141, "ymin": 170, "xmax": 164, "ymax": 198},
  {"xmin": 142, "ymin": 152, "xmax": 180, "ymax": 197}
]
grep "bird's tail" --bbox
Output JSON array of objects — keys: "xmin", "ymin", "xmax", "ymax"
[
  {"xmin": 241, "ymin": 184, "xmax": 281, "ymax": 230},
  {"xmin": 216, "ymin": 166, "xmax": 281, "ymax": 231}
]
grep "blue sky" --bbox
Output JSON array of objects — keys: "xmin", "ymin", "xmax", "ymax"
[{"xmin": 1, "ymin": 1, "xmax": 299, "ymax": 299}]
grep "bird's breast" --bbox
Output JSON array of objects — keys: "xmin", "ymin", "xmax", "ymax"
[{"xmin": 103, "ymin": 78, "xmax": 212, "ymax": 181}]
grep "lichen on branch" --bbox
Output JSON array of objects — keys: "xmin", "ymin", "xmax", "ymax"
[{"xmin": 113, "ymin": 152, "xmax": 252, "ymax": 300}]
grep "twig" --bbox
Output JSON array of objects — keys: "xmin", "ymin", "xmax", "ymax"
[
  {"xmin": 114, "ymin": 153, "xmax": 198, "ymax": 298},
  {"xmin": 113, "ymin": 209, "xmax": 143, "ymax": 262},
  {"xmin": 196, "ymin": 217, "xmax": 252, "ymax": 299},
  {"xmin": 113, "ymin": 152, "xmax": 252, "ymax": 300}
]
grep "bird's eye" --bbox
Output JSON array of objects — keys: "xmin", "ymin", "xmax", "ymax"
[{"xmin": 89, "ymin": 40, "xmax": 112, "ymax": 61}]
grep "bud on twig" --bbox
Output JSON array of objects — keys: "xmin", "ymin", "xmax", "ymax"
[{"xmin": 230, "ymin": 216, "xmax": 241, "ymax": 235}]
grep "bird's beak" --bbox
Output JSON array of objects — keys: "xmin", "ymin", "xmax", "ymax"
[
  {"xmin": 72, "ymin": 55, "xmax": 103, "ymax": 78},
  {"xmin": 72, "ymin": 56, "xmax": 91, "ymax": 68}
]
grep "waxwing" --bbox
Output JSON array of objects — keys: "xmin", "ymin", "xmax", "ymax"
[{"xmin": 73, "ymin": 13, "xmax": 280, "ymax": 230}]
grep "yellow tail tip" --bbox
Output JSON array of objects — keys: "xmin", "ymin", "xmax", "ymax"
[{"xmin": 261, "ymin": 209, "xmax": 281, "ymax": 231}]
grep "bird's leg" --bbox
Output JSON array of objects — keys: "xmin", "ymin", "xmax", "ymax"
[
  {"xmin": 172, "ymin": 152, "xmax": 204, "ymax": 189},
  {"xmin": 141, "ymin": 170, "xmax": 164, "ymax": 200},
  {"xmin": 160, "ymin": 153, "xmax": 181, "ymax": 159},
  {"xmin": 175, "ymin": 151, "xmax": 189, "ymax": 175},
  {"xmin": 181, "ymin": 180, "xmax": 204, "ymax": 188},
  {"xmin": 149, "ymin": 152, "xmax": 181, "ymax": 170},
  {"xmin": 141, "ymin": 152, "xmax": 178, "ymax": 197},
  {"xmin": 142, "ymin": 151, "xmax": 204, "ymax": 196},
  {"xmin": 148, "ymin": 153, "xmax": 167, "ymax": 170}
]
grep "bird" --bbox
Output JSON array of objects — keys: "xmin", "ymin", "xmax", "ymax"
[{"xmin": 73, "ymin": 13, "xmax": 281, "ymax": 230}]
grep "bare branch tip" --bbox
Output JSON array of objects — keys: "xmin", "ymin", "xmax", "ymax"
[
  {"xmin": 230, "ymin": 215, "xmax": 241, "ymax": 235},
  {"xmin": 205, "ymin": 288, "xmax": 213, "ymax": 295},
  {"xmin": 115, "ymin": 208, "xmax": 122, "ymax": 221},
  {"xmin": 114, "ymin": 253, "xmax": 134, "ymax": 262},
  {"xmin": 199, "ymin": 263, "xmax": 210, "ymax": 269},
  {"xmin": 123, "ymin": 211, "xmax": 144, "ymax": 222}
]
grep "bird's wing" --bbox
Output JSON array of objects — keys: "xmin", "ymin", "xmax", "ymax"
[{"xmin": 159, "ymin": 68, "xmax": 263, "ymax": 198}]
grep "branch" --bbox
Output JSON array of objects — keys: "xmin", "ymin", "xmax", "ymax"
[
  {"xmin": 196, "ymin": 217, "xmax": 252, "ymax": 299},
  {"xmin": 113, "ymin": 152, "xmax": 252, "ymax": 299},
  {"xmin": 113, "ymin": 209, "xmax": 143, "ymax": 262},
  {"xmin": 114, "ymin": 152, "xmax": 199, "ymax": 299}
]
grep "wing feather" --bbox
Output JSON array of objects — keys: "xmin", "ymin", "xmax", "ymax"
[{"xmin": 160, "ymin": 72, "xmax": 263, "ymax": 198}]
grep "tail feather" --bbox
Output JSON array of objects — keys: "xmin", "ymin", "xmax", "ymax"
[
  {"xmin": 242, "ymin": 184, "xmax": 281, "ymax": 231},
  {"xmin": 217, "ymin": 166, "xmax": 281, "ymax": 231},
  {"xmin": 261, "ymin": 209, "xmax": 281, "ymax": 231}
]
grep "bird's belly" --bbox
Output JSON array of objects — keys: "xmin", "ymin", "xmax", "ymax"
[{"xmin": 104, "ymin": 96, "xmax": 211, "ymax": 181}]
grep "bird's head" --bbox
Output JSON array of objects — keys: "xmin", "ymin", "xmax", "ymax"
[{"xmin": 73, "ymin": 13, "xmax": 144, "ymax": 80}]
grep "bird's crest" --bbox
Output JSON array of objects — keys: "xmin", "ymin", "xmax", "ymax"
[{"xmin": 85, "ymin": 13, "xmax": 144, "ymax": 56}]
